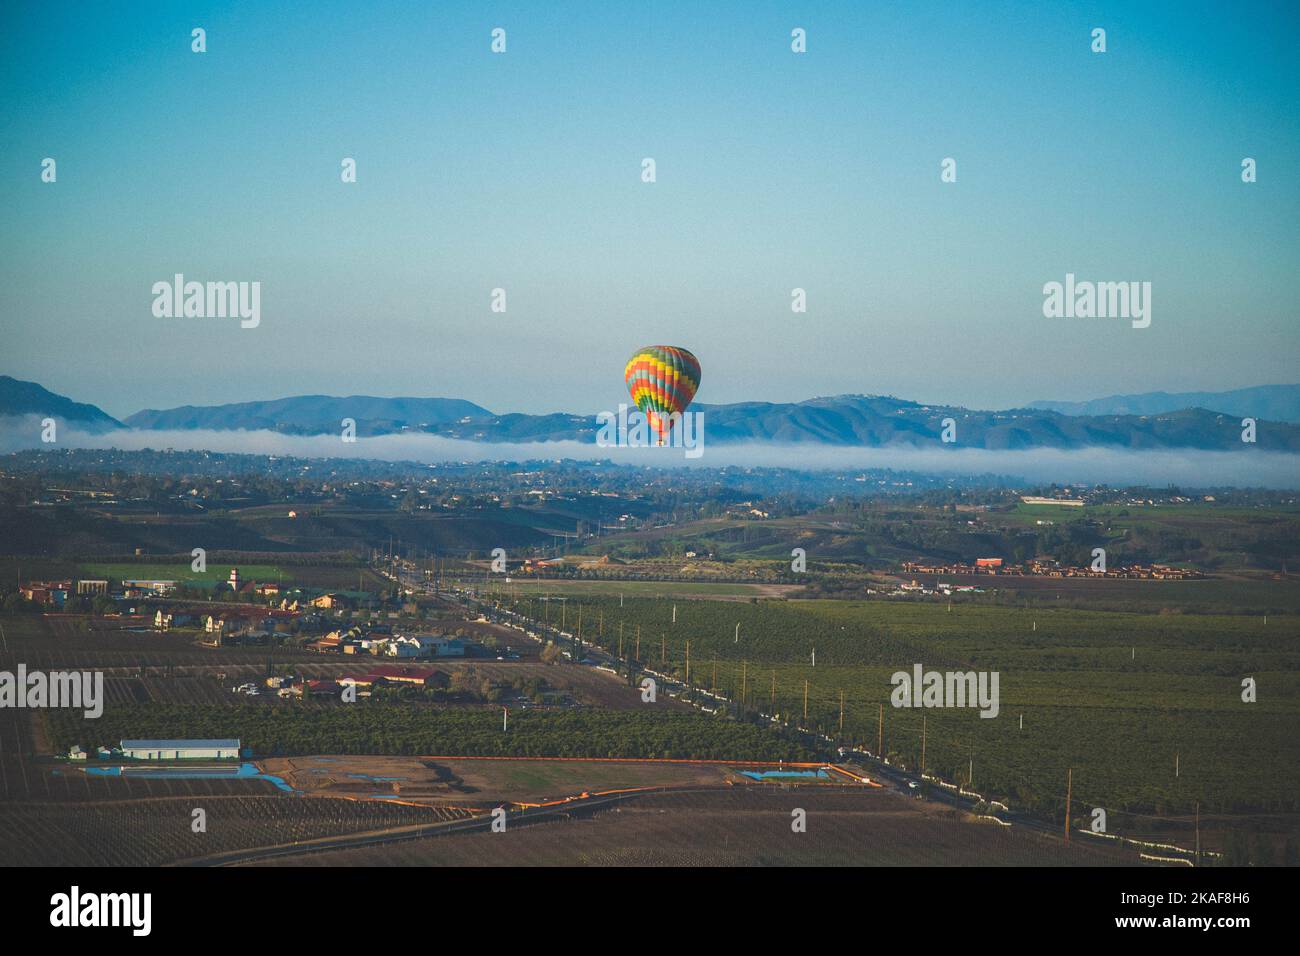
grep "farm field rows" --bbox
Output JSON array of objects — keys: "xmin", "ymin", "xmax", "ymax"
[
  {"xmin": 254, "ymin": 788, "xmax": 1137, "ymax": 867},
  {"xmin": 486, "ymin": 578, "xmax": 799, "ymax": 599},
  {"xmin": 260, "ymin": 755, "xmax": 744, "ymax": 805},
  {"xmin": 894, "ymin": 572, "xmax": 1300, "ymax": 614},
  {"xmin": 80, "ymin": 562, "xmax": 286, "ymax": 586},
  {"xmin": 0, "ymin": 615, "xmax": 537, "ymax": 671},
  {"xmin": 505, "ymin": 594, "xmax": 1300, "ymax": 819},
  {"xmin": 0, "ymin": 795, "xmax": 468, "ymax": 866},
  {"xmin": 43, "ymin": 705, "xmax": 814, "ymax": 763}
]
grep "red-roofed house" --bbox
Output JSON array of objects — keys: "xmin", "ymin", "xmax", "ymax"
[{"xmin": 366, "ymin": 665, "xmax": 447, "ymax": 688}]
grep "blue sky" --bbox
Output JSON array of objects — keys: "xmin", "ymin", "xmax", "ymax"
[{"xmin": 1, "ymin": 0, "xmax": 1297, "ymax": 420}]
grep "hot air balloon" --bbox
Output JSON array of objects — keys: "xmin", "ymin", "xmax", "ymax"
[{"xmin": 624, "ymin": 346, "xmax": 701, "ymax": 444}]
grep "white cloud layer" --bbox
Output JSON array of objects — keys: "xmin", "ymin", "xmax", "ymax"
[{"xmin": 2, "ymin": 419, "xmax": 1298, "ymax": 489}]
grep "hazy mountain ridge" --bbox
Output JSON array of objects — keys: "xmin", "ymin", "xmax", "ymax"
[
  {"xmin": 4, "ymin": 375, "xmax": 1300, "ymax": 452},
  {"xmin": 691, "ymin": 396, "xmax": 1300, "ymax": 451},
  {"xmin": 0, "ymin": 375, "xmax": 123, "ymax": 433},
  {"xmin": 1030, "ymin": 384, "xmax": 1300, "ymax": 423},
  {"xmin": 123, "ymin": 394, "xmax": 493, "ymax": 434}
]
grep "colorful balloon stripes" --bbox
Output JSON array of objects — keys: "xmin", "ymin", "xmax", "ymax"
[{"xmin": 624, "ymin": 346, "xmax": 702, "ymax": 443}]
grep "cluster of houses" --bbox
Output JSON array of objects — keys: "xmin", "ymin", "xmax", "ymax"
[
  {"xmin": 872, "ymin": 580, "xmax": 987, "ymax": 598},
  {"xmin": 900, "ymin": 559, "xmax": 1205, "ymax": 580},
  {"xmin": 153, "ymin": 606, "xmax": 307, "ymax": 644},
  {"xmin": 25, "ymin": 569, "xmax": 250, "ymax": 606},
  {"xmin": 18, "ymin": 578, "xmax": 109, "ymax": 607},
  {"xmin": 17, "ymin": 567, "xmax": 377, "ymax": 612},
  {"xmin": 304, "ymin": 626, "xmax": 468, "ymax": 659},
  {"xmin": 193, "ymin": 571, "xmax": 370, "ymax": 611}
]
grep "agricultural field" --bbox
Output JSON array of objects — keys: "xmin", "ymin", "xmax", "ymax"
[
  {"xmin": 894, "ymin": 571, "xmax": 1300, "ymax": 615},
  {"xmin": 43, "ymin": 705, "xmax": 814, "ymax": 763},
  {"xmin": 0, "ymin": 615, "xmax": 324, "ymax": 671},
  {"xmin": 255, "ymin": 788, "xmax": 1137, "ymax": 867},
  {"xmin": 0, "ymin": 614, "xmax": 682, "ymax": 713},
  {"xmin": 479, "ymin": 577, "xmax": 797, "ymax": 600},
  {"xmin": 260, "ymin": 755, "xmax": 743, "ymax": 806},
  {"xmin": 0, "ymin": 795, "xmax": 469, "ymax": 867},
  {"xmin": 71, "ymin": 661, "xmax": 687, "ymax": 713},
  {"xmin": 0, "ymin": 613, "xmax": 535, "ymax": 669},
  {"xmin": 76, "ymin": 560, "xmax": 387, "ymax": 592},
  {"xmin": 498, "ymin": 594, "xmax": 1300, "ymax": 822},
  {"xmin": 5, "ymin": 577, "xmax": 1297, "ymax": 865},
  {"xmin": 600, "ymin": 501, "xmax": 1300, "ymax": 576},
  {"xmin": 80, "ymin": 562, "xmax": 286, "ymax": 586}
]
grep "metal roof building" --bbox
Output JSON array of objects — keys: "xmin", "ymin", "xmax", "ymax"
[{"xmin": 119, "ymin": 739, "xmax": 241, "ymax": 760}]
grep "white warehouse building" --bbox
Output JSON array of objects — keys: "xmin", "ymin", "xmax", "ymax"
[{"xmin": 119, "ymin": 738, "xmax": 241, "ymax": 760}]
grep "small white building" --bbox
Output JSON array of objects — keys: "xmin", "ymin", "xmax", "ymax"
[
  {"xmin": 388, "ymin": 635, "xmax": 466, "ymax": 658},
  {"xmin": 433, "ymin": 637, "xmax": 467, "ymax": 658},
  {"xmin": 119, "ymin": 738, "xmax": 241, "ymax": 760},
  {"xmin": 389, "ymin": 635, "xmax": 427, "ymax": 658},
  {"xmin": 121, "ymin": 579, "xmax": 177, "ymax": 596}
]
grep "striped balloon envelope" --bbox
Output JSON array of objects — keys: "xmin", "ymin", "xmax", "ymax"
[{"xmin": 624, "ymin": 345, "xmax": 702, "ymax": 444}]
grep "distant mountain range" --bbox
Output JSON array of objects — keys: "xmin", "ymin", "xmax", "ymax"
[
  {"xmin": 1030, "ymin": 384, "xmax": 1300, "ymax": 424},
  {"xmin": 123, "ymin": 394, "xmax": 491, "ymax": 434},
  {"xmin": 0, "ymin": 376, "xmax": 123, "ymax": 433},
  {"xmin": 4, "ymin": 375, "xmax": 1300, "ymax": 452}
]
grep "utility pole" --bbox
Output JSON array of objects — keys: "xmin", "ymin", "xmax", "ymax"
[
  {"xmin": 635, "ymin": 625, "xmax": 640, "ymax": 661},
  {"xmin": 921, "ymin": 716, "xmax": 927, "ymax": 775},
  {"xmin": 803, "ymin": 680, "xmax": 808, "ymax": 722},
  {"xmin": 741, "ymin": 661, "xmax": 747, "ymax": 707},
  {"xmin": 1195, "ymin": 802, "xmax": 1200, "ymax": 866},
  {"xmin": 877, "ymin": 703, "xmax": 883, "ymax": 756},
  {"xmin": 1065, "ymin": 768, "xmax": 1073, "ymax": 844},
  {"xmin": 685, "ymin": 641, "xmax": 690, "ymax": 684},
  {"xmin": 661, "ymin": 633, "xmax": 665, "ymax": 665},
  {"xmin": 771, "ymin": 670, "xmax": 776, "ymax": 712},
  {"xmin": 839, "ymin": 690, "xmax": 844, "ymax": 732}
]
